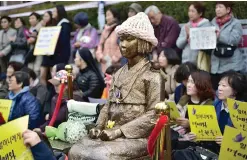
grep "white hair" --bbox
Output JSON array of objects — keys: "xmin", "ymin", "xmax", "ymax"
[{"xmin": 145, "ymin": 5, "xmax": 161, "ymax": 15}]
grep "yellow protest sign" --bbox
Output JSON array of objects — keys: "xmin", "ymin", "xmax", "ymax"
[
  {"xmin": 34, "ymin": 26, "xmax": 61, "ymax": 56},
  {"xmin": 227, "ymin": 98, "xmax": 247, "ymax": 131},
  {"xmin": 166, "ymin": 101, "xmax": 180, "ymax": 120},
  {"xmin": 188, "ymin": 105, "xmax": 222, "ymax": 141},
  {"xmin": 0, "ymin": 115, "xmax": 33, "ymax": 160},
  {"xmin": 0, "ymin": 99, "xmax": 12, "ymax": 122},
  {"xmin": 219, "ymin": 126, "xmax": 247, "ymax": 160}
]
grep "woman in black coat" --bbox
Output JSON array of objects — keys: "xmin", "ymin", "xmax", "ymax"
[
  {"xmin": 40, "ymin": 5, "xmax": 72, "ymax": 86},
  {"xmin": 74, "ymin": 48, "xmax": 105, "ymax": 101}
]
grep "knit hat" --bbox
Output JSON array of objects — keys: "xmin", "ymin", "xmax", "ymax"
[
  {"xmin": 49, "ymin": 70, "xmax": 68, "ymax": 86},
  {"xmin": 129, "ymin": 3, "xmax": 143, "ymax": 13},
  {"xmin": 115, "ymin": 12, "xmax": 158, "ymax": 46},
  {"xmin": 73, "ymin": 12, "xmax": 89, "ymax": 27}
]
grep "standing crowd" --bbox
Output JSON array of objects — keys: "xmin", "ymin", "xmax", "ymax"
[{"xmin": 0, "ymin": 1, "xmax": 246, "ymax": 160}]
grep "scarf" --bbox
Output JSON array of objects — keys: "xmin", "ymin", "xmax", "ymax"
[
  {"xmin": 104, "ymin": 23, "xmax": 117, "ymax": 32},
  {"xmin": 76, "ymin": 23, "xmax": 92, "ymax": 42},
  {"xmin": 216, "ymin": 14, "xmax": 232, "ymax": 28},
  {"xmin": 190, "ymin": 18, "xmax": 203, "ymax": 28}
]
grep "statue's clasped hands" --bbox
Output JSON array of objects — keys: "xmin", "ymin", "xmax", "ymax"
[{"xmin": 89, "ymin": 120, "xmax": 123, "ymax": 141}]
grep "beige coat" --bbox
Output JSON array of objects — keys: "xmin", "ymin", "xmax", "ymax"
[
  {"xmin": 69, "ymin": 58, "xmax": 162, "ymax": 160},
  {"xmin": 160, "ymin": 65, "xmax": 179, "ymax": 101},
  {"xmin": 0, "ymin": 28, "xmax": 17, "ymax": 72},
  {"xmin": 0, "ymin": 28, "xmax": 16, "ymax": 56}
]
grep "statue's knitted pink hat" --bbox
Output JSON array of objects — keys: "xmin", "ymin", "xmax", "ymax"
[{"xmin": 115, "ymin": 12, "xmax": 158, "ymax": 46}]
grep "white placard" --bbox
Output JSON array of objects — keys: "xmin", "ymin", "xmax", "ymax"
[
  {"xmin": 190, "ymin": 27, "xmax": 217, "ymax": 50},
  {"xmin": 33, "ymin": 26, "xmax": 61, "ymax": 56}
]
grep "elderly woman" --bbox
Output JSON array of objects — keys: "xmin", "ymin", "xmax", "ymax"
[
  {"xmin": 128, "ymin": 3, "xmax": 143, "ymax": 17},
  {"xmin": 69, "ymin": 12, "xmax": 163, "ymax": 160},
  {"xmin": 72, "ymin": 12, "xmax": 99, "ymax": 55},
  {"xmin": 176, "ymin": 2, "xmax": 211, "ymax": 64},
  {"xmin": 210, "ymin": 2, "xmax": 243, "ymax": 90}
]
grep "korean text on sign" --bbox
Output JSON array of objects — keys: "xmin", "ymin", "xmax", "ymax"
[
  {"xmin": 188, "ymin": 105, "xmax": 222, "ymax": 141},
  {"xmin": 219, "ymin": 126, "xmax": 247, "ymax": 160},
  {"xmin": 227, "ymin": 98, "xmax": 247, "ymax": 131},
  {"xmin": 0, "ymin": 115, "xmax": 33, "ymax": 160},
  {"xmin": 190, "ymin": 26, "xmax": 216, "ymax": 50}
]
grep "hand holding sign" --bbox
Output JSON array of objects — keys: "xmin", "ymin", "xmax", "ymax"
[
  {"xmin": 176, "ymin": 117, "xmax": 190, "ymax": 128},
  {"xmin": 180, "ymin": 132, "xmax": 197, "ymax": 142},
  {"xmin": 34, "ymin": 26, "xmax": 61, "ymax": 56},
  {"xmin": 0, "ymin": 116, "xmax": 33, "ymax": 160},
  {"xmin": 215, "ymin": 136, "xmax": 223, "ymax": 145},
  {"xmin": 188, "ymin": 105, "xmax": 222, "ymax": 141},
  {"xmin": 23, "ymin": 130, "xmax": 41, "ymax": 147},
  {"xmin": 190, "ymin": 27, "xmax": 216, "ymax": 50}
]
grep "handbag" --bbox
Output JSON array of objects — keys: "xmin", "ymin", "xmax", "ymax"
[
  {"xmin": 214, "ymin": 43, "xmax": 236, "ymax": 58},
  {"xmin": 197, "ymin": 51, "xmax": 211, "ymax": 72},
  {"xmin": 189, "ymin": 146, "xmax": 218, "ymax": 160}
]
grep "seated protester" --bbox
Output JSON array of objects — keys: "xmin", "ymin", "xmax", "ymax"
[
  {"xmin": 175, "ymin": 70, "xmax": 214, "ymax": 140},
  {"xmin": 172, "ymin": 71, "xmax": 247, "ymax": 159},
  {"xmin": 8, "ymin": 71, "xmax": 40, "ymax": 129},
  {"xmin": 174, "ymin": 62, "xmax": 197, "ymax": 104},
  {"xmin": 176, "ymin": 70, "xmax": 215, "ymax": 124},
  {"xmin": 0, "ymin": 61, "xmax": 24, "ymax": 98},
  {"xmin": 74, "ymin": 48, "xmax": 105, "ymax": 101},
  {"xmin": 21, "ymin": 67, "xmax": 49, "ymax": 123},
  {"xmin": 43, "ymin": 63, "xmax": 66, "ymax": 121},
  {"xmin": 38, "ymin": 70, "xmax": 83, "ymax": 132},
  {"xmin": 158, "ymin": 48, "xmax": 180, "ymax": 100},
  {"xmin": 51, "ymin": 63, "xmax": 66, "ymax": 78},
  {"xmin": 23, "ymin": 130, "xmax": 67, "ymax": 160},
  {"xmin": 7, "ymin": 61, "xmax": 24, "ymax": 81},
  {"xmin": 214, "ymin": 70, "xmax": 247, "ymax": 144},
  {"xmin": 72, "ymin": 12, "xmax": 99, "ymax": 56}
]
